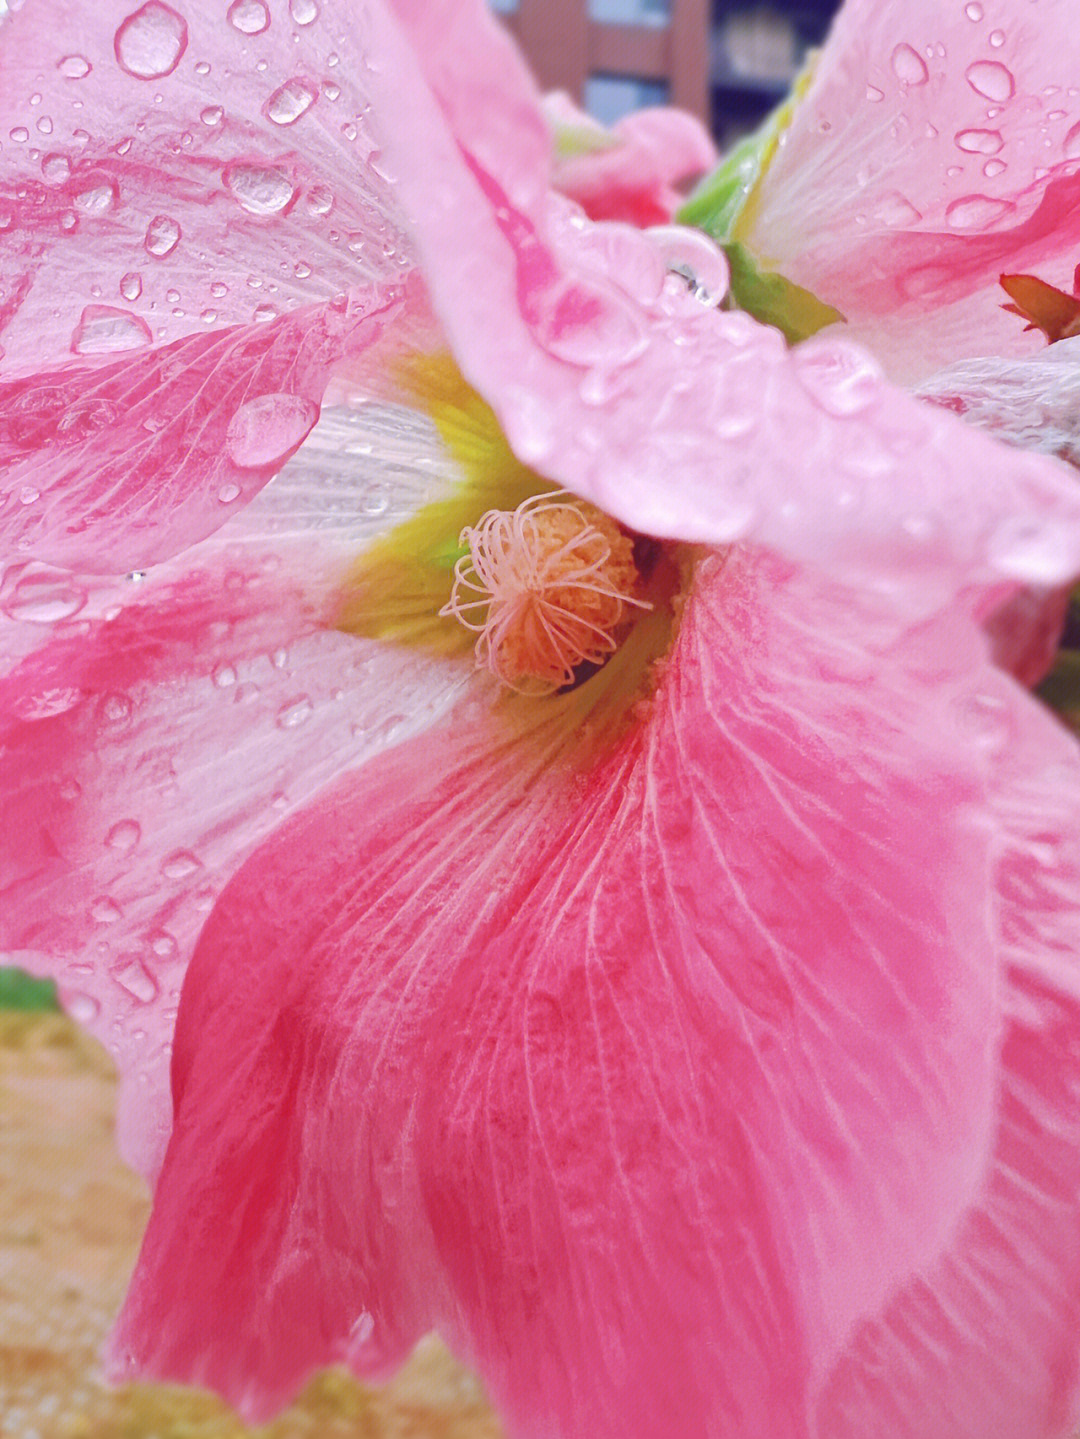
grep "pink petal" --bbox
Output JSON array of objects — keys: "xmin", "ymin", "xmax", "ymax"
[
  {"xmin": 546, "ymin": 94, "xmax": 717, "ymax": 226},
  {"xmin": 741, "ymin": 0, "xmax": 1080, "ymax": 381},
  {"xmin": 354, "ymin": 5, "xmax": 1080, "ymax": 606},
  {"xmin": 0, "ymin": 518, "xmax": 461, "ymax": 1179},
  {"xmin": 819, "ymin": 676, "xmax": 1080, "ymax": 1438},
  {"xmin": 107, "ymin": 549, "xmax": 1065, "ymax": 1436},
  {"xmin": 0, "ymin": 295, "xmax": 404, "ymax": 572}
]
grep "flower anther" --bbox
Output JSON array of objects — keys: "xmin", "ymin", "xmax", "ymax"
[{"xmin": 441, "ymin": 492, "xmax": 652, "ymax": 694}]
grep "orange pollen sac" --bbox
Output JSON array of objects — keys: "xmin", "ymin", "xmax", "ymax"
[{"xmin": 440, "ymin": 491, "xmax": 652, "ymax": 695}]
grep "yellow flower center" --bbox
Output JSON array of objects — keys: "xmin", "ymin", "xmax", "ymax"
[{"xmin": 440, "ymin": 492, "xmax": 651, "ymax": 694}]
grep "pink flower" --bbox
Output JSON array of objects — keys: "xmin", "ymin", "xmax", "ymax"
[
  {"xmin": 5, "ymin": 4, "xmax": 1080, "ymax": 1438},
  {"xmin": 728, "ymin": 0, "xmax": 1080, "ymax": 384}
]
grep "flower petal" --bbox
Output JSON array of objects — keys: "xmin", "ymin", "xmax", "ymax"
[
  {"xmin": 740, "ymin": 0, "xmax": 1080, "ymax": 381},
  {"xmin": 355, "ymin": 5, "xmax": 1080, "ymax": 605},
  {"xmin": 108, "ymin": 549, "xmax": 1057, "ymax": 1435}
]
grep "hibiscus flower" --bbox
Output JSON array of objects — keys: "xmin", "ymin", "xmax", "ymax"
[{"xmin": 5, "ymin": 4, "xmax": 1080, "ymax": 1439}]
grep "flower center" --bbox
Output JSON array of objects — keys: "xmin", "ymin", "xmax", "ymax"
[{"xmin": 440, "ymin": 492, "xmax": 652, "ymax": 694}]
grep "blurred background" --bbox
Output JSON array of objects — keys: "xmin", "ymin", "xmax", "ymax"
[{"xmin": 491, "ymin": 0, "xmax": 844, "ymax": 146}]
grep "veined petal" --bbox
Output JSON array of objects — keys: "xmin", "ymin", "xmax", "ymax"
[
  {"xmin": 740, "ymin": 0, "xmax": 1080, "ymax": 381},
  {"xmin": 109, "ymin": 549, "xmax": 1048, "ymax": 1436}
]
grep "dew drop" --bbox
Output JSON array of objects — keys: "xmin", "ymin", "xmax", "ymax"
[
  {"xmin": 201, "ymin": 104, "xmax": 224, "ymax": 126},
  {"xmin": 42, "ymin": 152, "xmax": 71, "ymax": 182},
  {"xmin": 944, "ymin": 193, "xmax": 1016, "ymax": 228},
  {"xmin": 9, "ymin": 127, "xmax": 28, "ymax": 143},
  {"xmin": 646, "ymin": 224, "xmax": 728, "ymax": 307},
  {"xmin": 965, "ymin": 60, "xmax": 1015, "ymax": 101},
  {"xmin": 218, "ymin": 481, "xmax": 241, "ymax": 503},
  {"xmin": 305, "ymin": 183, "xmax": 334, "ymax": 216},
  {"xmin": 954, "ymin": 127, "xmax": 1003, "ymax": 154},
  {"xmin": 225, "ymin": 392, "xmax": 318, "ymax": 468},
  {"xmin": 106, "ymin": 818, "xmax": 142, "ymax": 852},
  {"xmin": 68, "ymin": 993, "xmax": 100, "ymax": 1024},
  {"xmin": 98, "ymin": 692, "xmax": 133, "ymax": 732},
  {"xmin": 37, "ymin": 115, "xmax": 54, "ymax": 136},
  {"xmin": 989, "ymin": 27, "xmax": 1005, "ymax": 46},
  {"xmin": 983, "ymin": 158, "xmax": 1006, "ymax": 177},
  {"xmin": 964, "ymin": 1, "xmax": 983, "ymax": 18},
  {"xmin": 794, "ymin": 341, "xmax": 884, "ymax": 417},
  {"xmin": 161, "ymin": 849, "xmax": 202, "ymax": 879},
  {"xmin": 2, "ymin": 566, "xmax": 87, "ymax": 623},
  {"xmin": 228, "ymin": 0, "xmax": 270, "ymax": 32},
  {"xmin": 114, "ymin": 957, "xmax": 159, "ymax": 1004},
  {"xmin": 210, "ymin": 280, "xmax": 229, "ymax": 297},
  {"xmin": 212, "ymin": 662, "xmax": 237, "ymax": 687},
  {"xmin": 872, "ymin": 191, "xmax": 922, "ymax": 227},
  {"xmin": 223, "ymin": 161, "xmax": 297, "ymax": 215},
  {"xmin": 144, "ymin": 213, "xmax": 181, "ymax": 256},
  {"xmin": 891, "ymin": 43, "xmax": 929, "ymax": 86},
  {"xmin": 150, "ymin": 929, "xmax": 178, "ymax": 959},
  {"xmin": 276, "ymin": 695, "xmax": 313, "ymax": 728},
  {"xmin": 71, "ymin": 304, "xmax": 153, "ymax": 355},
  {"xmin": 289, "ymin": 0, "xmax": 318, "ymax": 23},
  {"xmin": 865, "ymin": 85, "xmax": 884, "ymax": 102},
  {"xmin": 120, "ymin": 271, "xmax": 143, "ymax": 300},
  {"xmin": 265, "ymin": 78, "xmax": 318, "ymax": 126},
  {"xmin": 1064, "ymin": 121, "xmax": 1080, "ymax": 160},
  {"xmin": 91, "ymin": 896, "xmax": 123, "ymax": 924},
  {"xmin": 114, "ymin": 1, "xmax": 188, "ymax": 80},
  {"xmin": 991, "ymin": 517, "xmax": 1080, "ymax": 584},
  {"xmin": 59, "ymin": 53, "xmax": 92, "ymax": 78},
  {"xmin": 75, "ymin": 180, "xmax": 119, "ymax": 215}
]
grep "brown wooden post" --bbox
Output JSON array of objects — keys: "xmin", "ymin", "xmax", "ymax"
[
  {"xmin": 515, "ymin": 0, "xmax": 590, "ymax": 100},
  {"xmin": 669, "ymin": 0, "xmax": 711, "ymax": 121}
]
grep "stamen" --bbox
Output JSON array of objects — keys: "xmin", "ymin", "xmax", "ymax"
[{"xmin": 440, "ymin": 491, "xmax": 652, "ymax": 694}]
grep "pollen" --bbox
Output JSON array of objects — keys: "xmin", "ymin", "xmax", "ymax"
[{"xmin": 440, "ymin": 492, "xmax": 651, "ymax": 694}]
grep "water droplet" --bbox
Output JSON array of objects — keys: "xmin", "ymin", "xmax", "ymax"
[
  {"xmin": 289, "ymin": 0, "xmax": 318, "ymax": 23},
  {"xmin": 989, "ymin": 27, "xmax": 1005, "ymax": 47},
  {"xmin": 114, "ymin": 956, "xmax": 159, "ymax": 1003},
  {"xmin": 91, "ymin": 896, "xmax": 123, "ymax": 924},
  {"xmin": 305, "ymin": 183, "xmax": 334, "ymax": 216},
  {"xmin": 9, "ymin": 127, "xmax": 28, "ymax": 143},
  {"xmin": 150, "ymin": 929, "xmax": 178, "ymax": 959},
  {"xmin": 161, "ymin": 849, "xmax": 202, "ymax": 879},
  {"xmin": 228, "ymin": 0, "xmax": 269, "ymax": 32},
  {"xmin": 98, "ymin": 692, "xmax": 133, "ymax": 732},
  {"xmin": 201, "ymin": 104, "xmax": 224, "ymax": 126},
  {"xmin": 114, "ymin": 1, "xmax": 188, "ymax": 80},
  {"xmin": 955, "ymin": 127, "xmax": 1003, "ymax": 154},
  {"xmin": 276, "ymin": 695, "xmax": 312, "ymax": 728},
  {"xmin": 210, "ymin": 280, "xmax": 229, "ymax": 298},
  {"xmin": 225, "ymin": 392, "xmax": 319, "ymax": 468},
  {"xmin": 212, "ymin": 663, "xmax": 237, "ymax": 688},
  {"xmin": 223, "ymin": 161, "xmax": 296, "ymax": 215},
  {"xmin": 2, "ymin": 566, "xmax": 87, "ymax": 623},
  {"xmin": 872, "ymin": 191, "xmax": 922, "ymax": 227},
  {"xmin": 71, "ymin": 304, "xmax": 153, "ymax": 355},
  {"xmin": 218, "ymin": 481, "xmax": 241, "ymax": 503},
  {"xmin": 119, "ymin": 271, "xmax": 143, "ymax": 300},
  {"xmin": 252, "ymin": 302, "xmax": 278, "ymax": 323},
  {"xmin": 1064, "ymin": 121, "xmax": 1080, "ymax": 160},
  {"xmin": 865, "ymin": 84, "xmax": 884, "ymax": 102},
  {"xmin": 41, "ymin": 152, "xmax": 71, "ymax": 183},
  {"xmin": 944, "ymin": 193, "xmax": 1016, "ymax": 228},
  {"xmin": 144, "ymin": 213, "xmax": 181, "ymax": 257},
  {"xmin": 75, "ymin": 180, "xmax": 119, "ymax": 216},
  {"xmin": 106, "ymin": 818, "xmax": 142, "ymax": 852},
  {"xmin": 264, "ymin": 78, "xmax": 317, "ymax": 126},
  {"xmin": 67, "ymin": 993, "xmax": 100, "ymax": 1024},
  {"xmin": 646, "ymin": 224, "xmax": 728, "ymax": 307},
  {"xmin": 37, "ymin": 115, "xmax": 54, "ymax": 136},
  {"xmin": 59, "ymin": 53, "xmax": 92, "ymax": 78},
  {"xmin": 983, "ymin": 158, "xmax": 1006, "ymax": 177},
  {"xmin": 891, "ymin": 43, "xmax": 929, "ymax": 86},
  {"xmin": 965, "ymin": 60, "xmax": 1015, "ymax": 101},
  {"xmin": 965, "ymin": 1, "xmax": 983, "ymax": 18}
]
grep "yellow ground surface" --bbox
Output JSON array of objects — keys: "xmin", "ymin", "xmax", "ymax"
[{"xmin": 0, "ymin": 1011, "xmax": 505, "ymax": 1439}]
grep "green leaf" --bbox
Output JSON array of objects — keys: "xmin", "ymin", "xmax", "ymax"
[
  {"xmin": 723, "ymin": 241, "xmax": 845, "ymax": 345},
  {"xmin": 0, "ymin": 967, "xmax": 58, "ymax": 1011}
]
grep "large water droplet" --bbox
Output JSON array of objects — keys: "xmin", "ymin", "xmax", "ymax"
[
  {"xmin": 228, "ymin": 0, "xmax": 270, "ymax": 31},
  {"xmin": 794, "ymin": 341, "xmax": 884, "ymax": 417},
  {"xmin": 106, "ymin": 818, "xmax": 142, "ymax": 852},
  {"xmin": 276, "ymin": 694, "xmax": 313, "ymax": 728},
  {"xmin": 42, "ymin": 152, "xmax": 71, "ymax": 183},
  {"xmin": 965, "ymin": 60, "xmax": 1015, "ymax": 102},
  {"xmin": 264, "ymin": 78, "xmax": 318, "ymax": 126},
  {"xmin": 954, "ymin": 127, "xmax": 1003, "ymax": 154},
  {"xmin": 872, "ymin": 191, "xmax": 922, "ymax": 227},
  {"xmin": 75, "ymin": 180, "xmax": 119, "ymax": 216},
  {"xmin": 2, "ymin": 565, "xmax": 87, "ymax": 623},
  {"xmin": 144, "ymin": 213, "xmax": 181, "ymax": 257},
  {"xmin": 119, "ymin": 271, "xmax": 143, "ymax": 301},
  {"xmin": 58, "ymin": 53, "xmax": 92, "ymax": 79},
  {"xmin": 201, "ymin": 104, "xmax": 224, "ymax": 126},
  {"xmin": 1064, "ymin": 121, "xmax": 1080, "ymax": 161},
  {"xmin": 223, "ymin": 161, "xmax": 297, "ymax": 215},
  {"xmin": 91, "ymin": 895, "xmax": 123, "ymax": 924},
  {"xmin": 71, "ymin": 304, "xmax": 153, "ymax": 355},
  {"xmin": 891, "ymin": 43, "xmax": 929, "ymax": 85},
  {"xmin": 944, "ymin": 193, "xmax": 1016, "ymax": 228},
  {"xmin": 289, "ymin": 0, "xmax": 318, "ymax": 23},
  {"xmin": 114, "ymin": 956, "xmax": 159, "ymax": 1003},
  {"xmin": 225, "ymin": 392, "xmax": 319, "ymax": 468},
  {"xmin": 114, "ymin": 2, "xmax": 188, "ymax": 80},
  {"xmin": 646, "ymin": 224, "xmax": 728, "ymax": 307},
  {"xmin": 965, "ymin": 1, "xmax": 984, "ymax": 19},
  {"xmin": 161, "ymin": 849, "xmax": 202, "ymax": 879},
  {"xmin": 68, "ymin": 992, "xmax": 101, "ymax": 1024}
]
